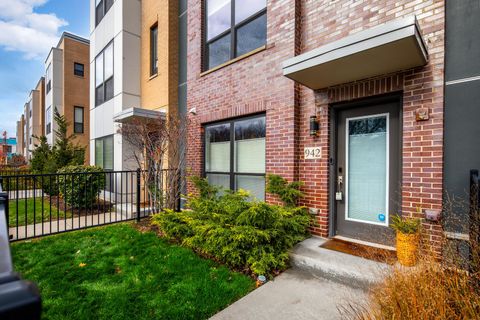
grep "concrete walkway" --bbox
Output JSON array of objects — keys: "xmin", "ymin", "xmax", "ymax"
[
  {"xmin": 211, "ymin": 237, "xmax": 388, "ymax": 320},
  {"xmin": 211, "ymin": 267, "xmax": 366, "ymax": 320}
]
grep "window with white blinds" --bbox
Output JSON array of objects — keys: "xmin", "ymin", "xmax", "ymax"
[{"xmin": 204, "ymin": 115, "xmax": 266, "ymax": 200}]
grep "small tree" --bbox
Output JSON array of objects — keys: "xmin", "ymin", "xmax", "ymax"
[
  {"xmin": 119, "ymin": 112, "xmax": 188, "ymax": 211},
  {"xmin": 30, "ymin": 109, "xmax": 86, "ymax": 195},
  {"xmin": 30, "ymin": 136, "xmax": 52, "ymax": 173},
  {"xmin": 51, "ymin": 109, "xmax": 85, "ymax": 167}
]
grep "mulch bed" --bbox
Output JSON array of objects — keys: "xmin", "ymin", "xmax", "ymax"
[{"xmin": 48, "ymin": 196, "xmax": 114, "ymax": 216}]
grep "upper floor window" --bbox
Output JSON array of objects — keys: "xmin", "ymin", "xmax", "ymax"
[
  {"xmin": 150, "ymin": 24, "xmax": 158, "ymax": 76},
  {"xmin": 95, "ymin": 42, "xmax": 114, "ymax": 106},
  {"xmin": 74, "ymin": 106, "xmax": 84, "ymax": 133},
  {"xmin": 46, "ymin": 63, "xmax": 52, "ymax": 94},
  {"xmin": 74, "ymin": 62, "xmax": 85, "ymax": 77},
  {"xmin": 204, "ymin": 0, "xmax": 267, "ymax": 70},
  {"xmin": 46, "ymin": 106, "xmax": 52, "ymax": 134},
  {"xmin": 96, "ymin": 0, "xmax": 114, "ymax": 26}
]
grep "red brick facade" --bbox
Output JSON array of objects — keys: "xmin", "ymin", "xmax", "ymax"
[{"xmin": 186, "ymin": 0, "xmax": 445, "ymax": 254}]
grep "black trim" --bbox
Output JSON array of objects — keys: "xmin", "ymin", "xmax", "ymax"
[
  {"xmin": 203, "ymin": 0, "xmax": 267, "ymax": 71},
  {"xmin": 95, "ymin": 41, "xmax": 114, "ymax": 107},
  {"xmin": 74, "ymin": 106, "xmax": 84, "ymax": 134},
  {"xmin": 74, "ymin": 62, "xmax": 85, "ymax": 77},
  {"xmin": 150, "ymin": 23, "xmax": 158, "ymax": 76}
]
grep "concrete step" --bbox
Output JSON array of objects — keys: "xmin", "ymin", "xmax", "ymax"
[{"xmin": 289, "ymin": 237, "xmax": 390, "ymax": 290}]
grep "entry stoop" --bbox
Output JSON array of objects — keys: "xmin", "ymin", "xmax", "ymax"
[{"xmin": 289, "ymin": 237, "xmax": 390, "ymax": 290}]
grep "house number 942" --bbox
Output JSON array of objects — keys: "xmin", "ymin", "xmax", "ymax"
[{"xmin": 304, "ymin": 147, "xmax": 322, "ymax": 159}]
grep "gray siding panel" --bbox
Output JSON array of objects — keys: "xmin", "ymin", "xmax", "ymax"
[{"xmin": 445, "ymin": 0, "xmax": 480, "ymax": 81}]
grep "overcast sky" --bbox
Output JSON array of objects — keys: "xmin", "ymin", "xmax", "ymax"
[{"xmin": 0, "ymin": 0, "xmax": 89, "ymax": 138}]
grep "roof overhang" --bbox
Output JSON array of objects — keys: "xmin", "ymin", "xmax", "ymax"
[
  {"xmin": 282, "ymin": 16, "xmax": 428, "ymax": 90},
  {"xmin": 113, "ymin": 107, "xmax": 166, "ymax": 123}
]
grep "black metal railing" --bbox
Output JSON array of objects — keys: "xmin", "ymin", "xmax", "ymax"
[
  {"xmin": 1, "ymin": 169, "xmax": 180, "ymax": 242},
  {"xmin": 0, "ymin": 177, "xmax": 42, "ymax": 319}
]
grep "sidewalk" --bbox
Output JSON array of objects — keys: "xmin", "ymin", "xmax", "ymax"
[
  {"xmin": 211, "ymin": 267, "xmax": 366, "ymax": 320},
  {"xmin": 211, "ymin": 237, "xmax": 388, "ymax": 320}
]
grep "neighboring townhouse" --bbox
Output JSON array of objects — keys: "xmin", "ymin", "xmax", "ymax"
[
  {"xmin": 45, "ymin": 32, "xmax": 90, "ymax": 164},
  {"xmin": 90, "ymin": 0, "xmax": 181, "ymax": 172},
  {"xmin": 27, "ymin": 78, "xmax": 46, "ymax": 157},
  {"xmin": 185, "ymin": 0, "xmax": 479, "ymax": 255},
  {"xmin": 16, "ymin": 115, "xmax": 25, "ymax": 158},
  {"xmin": 22, "ymin": 103, "xmax": 30, "ymax": 160}
]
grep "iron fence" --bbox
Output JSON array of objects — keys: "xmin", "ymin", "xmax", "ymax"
[{"xmin": 1, "ymin": 168, "xmax": 180, "ymax": 242}]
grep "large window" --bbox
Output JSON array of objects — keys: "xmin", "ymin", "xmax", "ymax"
[
  {"xmin": 74, "ymin": 62, "xmax": 85, "ymax": 77},
  {"xmin": 46, "ymin": 106, "xmax": 52, "ymax": 134},
  {"xmin": 95, "ymin": 135, "xmax": 114, "ymax": 170},
  {"xmin": 205, "ymin": 115, "xmax": 266, "ymax": 200},
  {"xmin": 96, "ymin": 0, "xmax": 114, "ymax": 26},
  {"xmin": 150, "ymin": 24, "xmax": 158, "ymax": 76},
  {"xmin": 74, "ymin": 106, "xmax": 84, "ymax": 133},
  {"xmin": 204, "ymin": 0, "xmax": 267, "ymax": 70},
  {"xmin": 95, "ymin": 42, "xmax": 114, "ymax": 106}
]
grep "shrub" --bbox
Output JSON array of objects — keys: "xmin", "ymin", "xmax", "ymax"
[
  {"xmin": 30, "ymin": 111, "xmax": 85, "ymax": 195},
  {"xmin": 152, "ymin": 177, "xmax": 310, "ymax": 276},
  {"xmin": 266, "ymin": 174, "xmax": 304, "ymax": 207},
  {"xmin": 390, "ymin": 215, "xmax": 421, "ymax": 234},
  {"xmin": 58, "ymin": 166, "xmax": 105, "ymax": 208}
]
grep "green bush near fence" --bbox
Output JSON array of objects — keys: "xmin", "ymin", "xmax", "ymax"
[
  {"xmin": 58, "ymin": 166, "xmax": 105, "ymax": 208},
  {"xmin": 152, "ymin": 176, "xmax": 310, "ymax": 276}
]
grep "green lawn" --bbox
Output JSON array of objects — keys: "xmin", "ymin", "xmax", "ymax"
[
  {"xmin": 8, "ymin": 198, "xmax": 68, "ymax": 228},
  {"xmin": 12, "ymin": 223, "xmax": 254, "ymax": 320}
]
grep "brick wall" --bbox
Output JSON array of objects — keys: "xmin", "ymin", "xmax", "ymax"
[
  {"xmin": 61, "ymin": 37, "xmax": 91, "ymax": 164},
  {"xmin": 186, "ymin": 0, "xmax": 445, "ymax": 255},
  {"xmin": 297, "ymin": 0, "xmax": 445, "ymax": 255}
]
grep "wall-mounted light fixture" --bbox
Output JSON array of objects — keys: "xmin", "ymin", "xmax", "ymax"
[{"xmin": 310, "ymin": 115, "xmax": 319, "ymax": 137}]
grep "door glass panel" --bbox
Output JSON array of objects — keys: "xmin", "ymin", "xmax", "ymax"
[{"xmin": 347, "ymin": 115, "xmax": 388, "ymax": 224}]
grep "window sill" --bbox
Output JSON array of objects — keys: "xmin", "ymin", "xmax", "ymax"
[
  {"xmin": 74, "ymin": 75, "xmax": 85, "ymax": 79},
  {"xmin": 148, "ymin": 73, "xmax": 158, "ymax": 81},
  {"xmin": 200, "ymin": 45, "xmax": 267, "ymax": 77}
]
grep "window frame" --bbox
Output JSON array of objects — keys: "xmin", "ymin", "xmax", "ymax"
[
  {"xmin": 95, "ymin": 41, "xmax": 114, "ymax": 107},
  {"xmin": 74, "ymin": 106, "xmax": 84, "ymax": 134},
  {"xmin": 203, "ymin": 0, "xmax": 267, "ymax": 71},
  {"xmin": 46, "ymin": 106, "xmax": 52, "ymax": 135},
  {"xmin": 95, "ymin": 135, "xmax": 114, "ymax": 170},
  {"xmin": 46, "ymin": 63, "xmax": 52, "ymax": 94},
  {"xmin": 74, "ymin": 62, "xmax": 85, "ymax": 77},
  {"xmin": 203, "ymin": 113, "xmax": 266, "ymax": 197},
  {"xmin": 150, "ymin": 23, "xmax": 158, "ymax": 76},
  {"xmin": 95, "ymin": 0, "xmax": 114, "ymax": 26}
]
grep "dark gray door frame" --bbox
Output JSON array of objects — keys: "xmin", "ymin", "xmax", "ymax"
[{"xmin": 328, "ymin": 92, "xmax": 403, "ymax": 238}]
